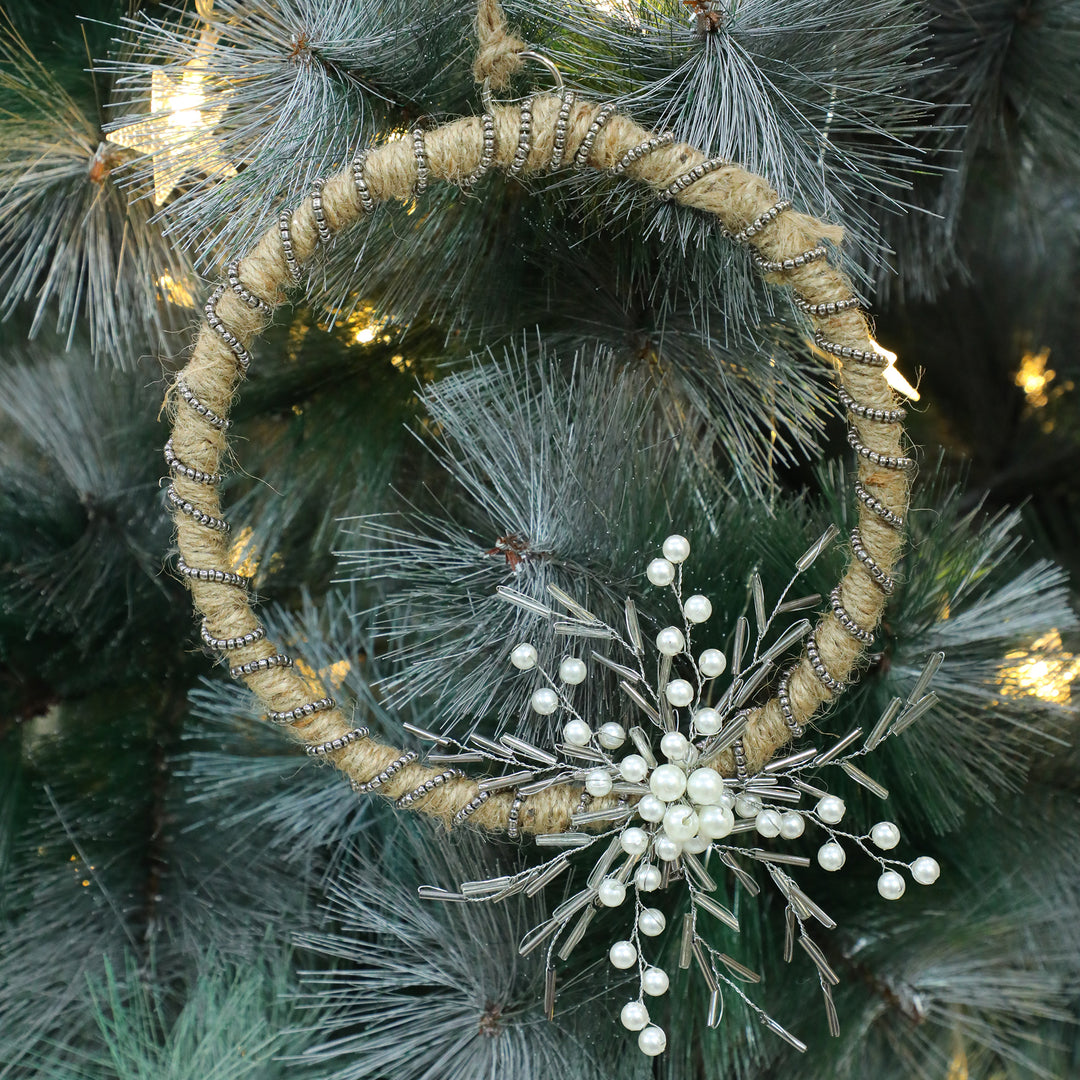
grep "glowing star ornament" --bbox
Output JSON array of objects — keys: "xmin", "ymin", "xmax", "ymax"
[{"xmin": 107, "ymin": 0, "xmax": 236, "ymax": 206}]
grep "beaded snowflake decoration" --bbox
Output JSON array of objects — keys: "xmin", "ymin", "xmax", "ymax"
[{"xmin": 415, "ymin": 533, "xmax": 942, "ymax": 1057}]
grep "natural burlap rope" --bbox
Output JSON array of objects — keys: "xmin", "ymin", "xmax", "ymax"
[{"xmin": 165, "ymin": 89, "xmax": 911, "ymax": 837}]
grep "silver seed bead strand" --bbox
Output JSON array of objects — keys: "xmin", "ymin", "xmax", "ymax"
[
  {"xmin": 854, "ymin": 480, "xmax": 906, "ymax": 529},
  {"xmin": 850, "ymin": 528, "xmax": 896, "ymax": 595},
  {"xmin": 351, "ymin": 750, "xmax": 418, "ymax": 794},
  {"xmin": 200, "ymin": 619, "xmax": 267, "ymax": 651},
  {"xmin": 847, "ymin": 429, "xmax": 915, "ymax": 471},
  {"xmin": 576, "ymin": 789, "xmax": 592, "ymax": 815},
  {"xmin": 166, "ymin": 485, "xmax": 230, "ymax": 532},
  {"xmin": 412, "ymin": 127, "xmax": 429, "ymax": 195},
  {"xmin": 462, "ymin": 112, "xmax": 496, "ymax": 190},
  {"xmin": 573, "ymin": 102, "xmax": 616, "ymax": 170},
  {"xmin": 174, "ymin": 378, "xmax": 229, "ymax": 431},
  {"xmin": 777, "ymin": 668, "xmax": 804, "ymax": 738},
  {"xmin": 229, "ymin": 653, "xmax": 294, "ymax": 680},
  {"xmin": 793, "ymin": 295, "xmax": 862, "ymax": 317},
  {"xmin": 451, "ymin": 789, "xmax": 492, "ymax": 827},
  {"xmin": 395, "ymin": 768, "xmax": 465, "ymax": 809},
  {"xmin": 507, "ymin": 791, "xmax": 527, "ymax": 838},
  {"xmin": 164, "ymin": 439, "xmax": 221, "ymax": 485},
  {"xmin": 733, "ymin": 736, "xmax": 749, "ymax": 781},
  {"xmin": 814, "ymin": 331, "xmax": 890, "ymax": 369},
  {"xmin": 204, "ymin": 285, "xmax": 252, "ymax": 373},
  {"xmin": 175, "ymin": 555, "xmax": 250, "ymax": 590},
  {"xmin": 307, "ymin": 727, "xmax": 369, "ymax": 757},
  {"xmin": 352, "ymin": 149, "xmax": 376, "ymax": 215},
  {"xmin": 609, "ymin": 131, "xmax": 675, "ymax": 176},
  {"xmin": 828, "ymin": 586, "xmax": 876, "ymax": 645},
  {"xmin": 227, "ymin": 260, "xmax": 273, "ymax": 315},
  {"xmin": 658, "ymin": 155, "xmax": 728, "ymax": 201},
  {"xmin": 806, "ymin": 635, "xmax": 845, "ymax": 696},
  {"xmin": 548, "ymin": 88, "xmax": 575, "ymax": 169},
  {"xmin": 508, "ymin": 94, "xmax": 535, "ymax": 177},
  {"xmin": 731, "ymin": 198, "xmax": 792, "ymax": 244},
  {"xmin": 837, "ymin": 387, "xmax": 906, "ymax": 423},
  {"xmin": 277, "ymin": 208, "xmax": 303, "ymax": 285},
  {"xmin": 310, "ymin": 177, "xmax": 332, "ymax": 245},
  {"xmin": 266, "ymin": 696, "xmax": 336, "ymax": 725},
  {"xmin": 753, "ymin": 245, "xmax": 828, "ymax": 274}
]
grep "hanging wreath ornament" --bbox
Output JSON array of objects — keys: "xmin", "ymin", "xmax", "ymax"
[{"xmin": 164, "ymin": 0, "xmax": 941, "ymax": 1057}]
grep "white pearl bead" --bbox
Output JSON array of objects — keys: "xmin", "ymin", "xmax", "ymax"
[
  {"xmin": 683, "ymin": 594, "xmax": 713, "ymax": 623},
  {"xmin": 646, "ymin": 558, "xmax": 675, "ymax": 586},
  {"xmin": 686, "ymin": 767, "xmax": 724, "ymax": 806},
  {"xmin": 649, "ymin": 764, "xmax": 687, "ymax": 802},
  {"xmin": 641, "ymin": 967, "xmax": 669, "ymax": 996},
  {"xmin": 698, "ymin": 649, "xmax": 727, "ymax": 678},
  {"xmin": 817, "ymin": 841, "xmax": 846, "ymax": 871},
  {"xmin": 734, "ymin": 793, "xmax": 762, "ymax": 819},
  {"xmin": 655, "ymin": 626, "xmax": 685, "ymax": 656},
  {"xmin": 609, "ymin": 940, "xmax": 637, "ymax": 969},
  {"xmin": 780, "ymin": 811, "xmax": 805, "ymax": 839},
  {"xmin": 877, "ymin": 869, "xmax": 906, "ymax": 900},
  {"xmin": 660, "ymin": 731, "xmax": 690, "ymax": 761},
  {"xmin": 718, "ymin": 788, "xmax": 736, "ymax": 810},
  {"xmin": 558, "ymin": 656, "xmax": 587, "ymax": 685},
  {"xmin": 531, "ymin": 688, "xmax": 559, "ymax": 715},
  {"xmin": 910, "ymin": 856, "xmax": 940, "ymax": 885},
  {"xmin": 620, "ymin": 827, "xmax": 650, "ymax": 856},
  {"xmin": 663, "ymin": 805, "xmax": 699, "ymax": 842},
  {"xmin": 870, "ymin": 821, "xmax": 901, "ymax": 850},
  {"xmin": 636, "ymin": 794, "xmax": 665, "ymax": 822},
  {"xmin": 638, "ymin": 907, "xmax": 666, "ymax": 936},
  {"xmin": 692, "ymin": 707, "xmax": 721, "ymax": 735},
  {"xmin": 598, "ymin": 876, "xmax": 627, "ymax": 907},
  {"xmin": 638, "ymin": 1025, "xmax": 667, "ymax": 1057},
  {"xmin": 816, "ymin": 795, "xmax": 846, "ymax": 824},
  {"xmin": 755, "ymin": 809, "xmax": 782, "ymax": 837},
  {"xmin": 510, "ymin": 643, "xmax": 538, "ymax": 670},
  {"xmin": 653, "ymin": 834, "xmax": 682, "ymax": 861},
  {"xmin": 635, "ymin": 864, "xmax": 662, "ymax": 892},
  {"xmin": 664, "ymin": 679, "xmax": 695, "ymax": 707},
  {"xmin": 620, "ymin": 754, "xmax": 649, "ymax": 783},
  {"xmin": 682, "ymin": 833, "xmax": 710, "ymax": 854},
  {"xmin": 598, "ymin": 722, "xmax": 626, "ymax": 750},
  {"xmin": 662, "ymin": 534, "xmax": 691, "ymax": 564},
  {"xmin": 620, "ymin": 1000, "xmax": 650, "ymax": 1031},
  {"xmin": 698, "ymin": 804, "xmax": 734, "ymax": 839},
  {"xmin": 585, "ymin": 769, "xmax": 613, "ymax": 797},
  {"xmin": 562, "ymin": 719, "xmax": 592, "ymax": 746}
]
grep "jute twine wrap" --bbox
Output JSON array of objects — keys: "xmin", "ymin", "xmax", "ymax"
[{"xmin": 165, "ymin": 93, "xmax": 910, "ymax": 837}]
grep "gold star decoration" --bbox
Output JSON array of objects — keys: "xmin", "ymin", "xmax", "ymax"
[{"xmin": 108, "ymin": 0, "xmax": 235, "ymax": 206}]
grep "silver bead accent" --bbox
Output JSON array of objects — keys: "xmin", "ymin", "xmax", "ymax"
[
  {"xmin": 200, "ymin": 619, "xmax": 266, "ymax": 651},
  {"xmin": 451, "ymin": 789, "xmax": 492, "ymax": 827},
  {"xmin": 507, "ymin": 791, "xmax": 526, "ymax": 838},
  {"xmin": 204, "ymin": 285, "xmax": 252, "ymax": 373},
  {"xmin": 806, "ymin": 635, "xmax": 845, "ymax": 695},
  {"xmin": 573, "ymin": 102, "xmax": 616, "ymax": 170},
  {"xmin": 731, "ymin": 198, "xmax": 791, "ymax": 244},
  {"xmin": 847, "ymin": 429, "xmax": 915, "ymax": 471},
  {"xmin": 175, "ymin": 555, "xmax": 250, "ymax": 589},
  {"xmin": 814, "ymin": 331, "xmax": 889, "ymax": 369},
  {"xmin": 777, "ymin": 668, "xmax": 804, "ymax": 738},
  {"xmin": 508, "ymin": 94, "xmax": 535, "ymax": 177},
  {"xmin": 837, "ymin": 387, "xmax": 906, "ymax": 423},
  {"xmin": 174, "ymin": 378, "xmax": 229, "ymax": 431},
  {"xmin": 351, "ymin": 750, "xmax": 418, "ymax": 794},
  {"xmin": 753, "ymin": 244, "xmax": 828, "ymax": 274},
  {"xmin": 828, "ymin": 586, "xmax": 875, "ymax": 645},
  {"xmin": 310, "ymin": 177, "xmax": 332, "ymax": 244},
  {"xmin": 733, "ymin": 732, "xmax": 749, "ymax": 781},
  {"xmin": 793, "ymin": 294, "xmax": 861, "ymax": 317},
  {"xmin": 164, "ymin": 438, "xmax": 221, "ymax": 485},
  {"xmin": 462, "ymin": 112, "xmax": 496, "ymax": 190},
  {"xmin": 166, "ymin": 484, "xmax": 230, "ymax": 532},
  {"xmin": 229, "ymin": 653, "xmax": 294, "ymax": 680},
  {"xmin": 307, "ymin": 727, "xmax": 369, "ymax": 757},
  {"xmin": 267, "ymin": 696, "xmax": 336, "ymax": 725},
  {"xmin": 227, "ymin": 260, "xmax": 273, "ymax": 315},
  {"xmin": 658, "ymin": 155, "xmax": 728, "ymax": 201},
  {"xmin": 278, "ymin": 207, "xmax": 303, "ymax": 284},
  {"xmin": 854, "ymin": 480, "xmax": 906, "ymax": 528},
  {"xmin": 608, "ymin": 131, "xmax": 675, "ymax": 176},
  {"xmin": 352, "ymin": 149, "xmax": 376, "ymax": 215},
  {"xmin": 394, "ymin": 768, "xmax": 464, "ymax": 809},
  {"xmin": 850, "ymin": 528, "xmax": 896, "ymax": 595},
  {"xmin": 412, "ymin": 127, "xmax": 429, "ymax": 195},
  {"xmin": 548, "ymin": 88, "xmax": 575, "ymax": 170}
]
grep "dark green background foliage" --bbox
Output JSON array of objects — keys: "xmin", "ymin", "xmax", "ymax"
[{"xmin": 0, "ymin": 1, "xmax": 1078, "ymax": 1077}]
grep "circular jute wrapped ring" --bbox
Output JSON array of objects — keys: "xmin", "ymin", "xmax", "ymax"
[{"xmin": 164, "ymin": 91, "xmax": 912, "ymax": 838}]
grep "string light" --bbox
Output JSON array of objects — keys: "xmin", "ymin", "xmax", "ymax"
[{"xmin": 1000, "ymin": 629, "xmax": 1080, "ymax": 705}]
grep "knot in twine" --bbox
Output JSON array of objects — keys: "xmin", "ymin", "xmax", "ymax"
[{"xmin": 474, "ymin": 0, "xmax": 527, "ymax": 89}]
